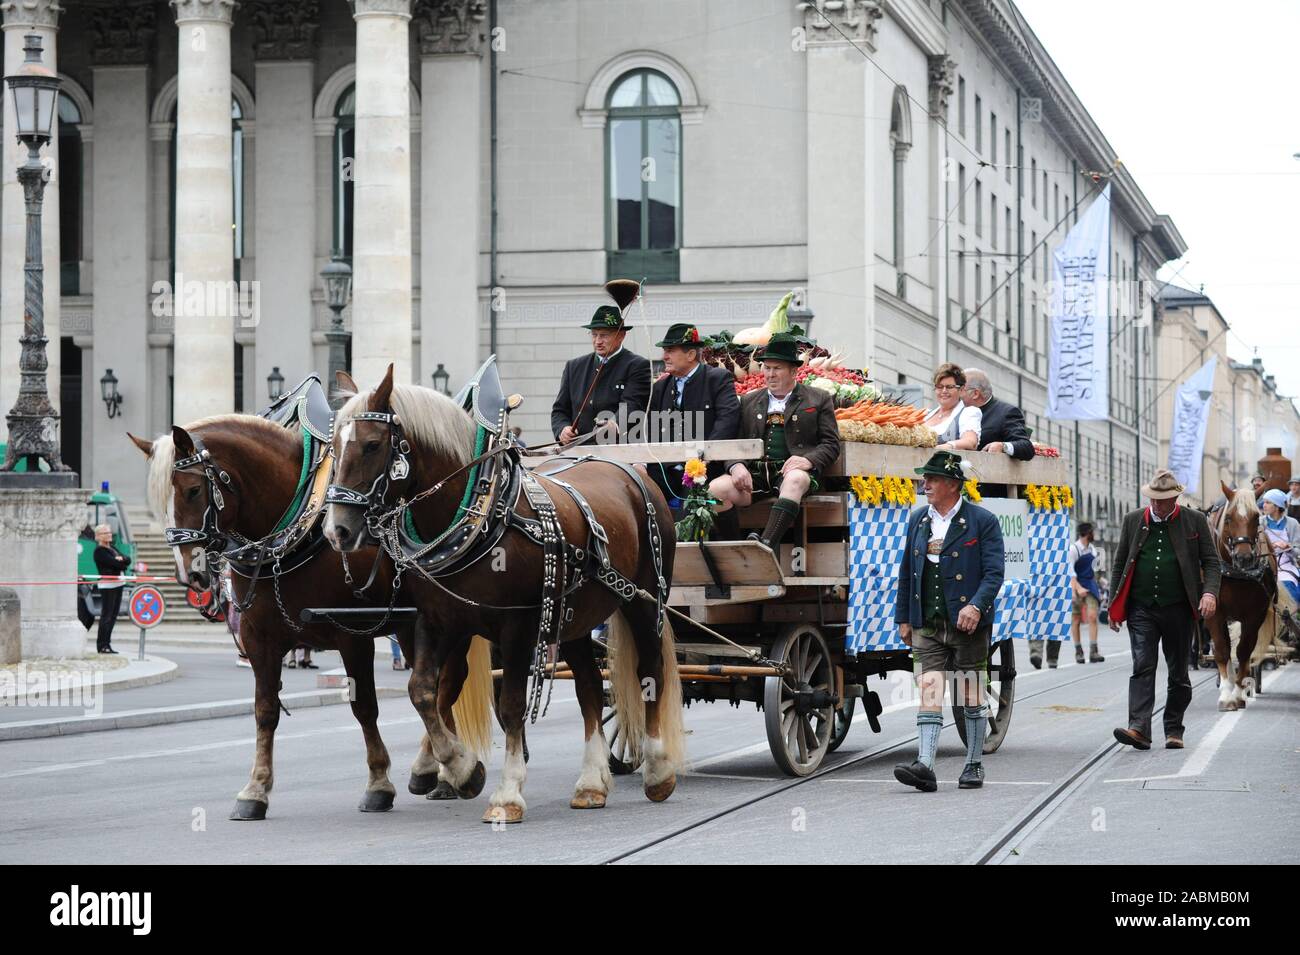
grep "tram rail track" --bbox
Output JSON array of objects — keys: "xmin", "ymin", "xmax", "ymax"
[{"xmin": 597, "ymin": 659, "xmax": 1143, "ymax": 865}]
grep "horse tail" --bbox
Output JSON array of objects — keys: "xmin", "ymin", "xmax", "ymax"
[
  {"xmin": 606, "ymin": 611, "xmax": 645, "ymax": 766},
  {"xmin": 451, "ymin": 635, "xmax": 493, "ymax": 763},
  {"xmin": 657, "ymin": 615, "xmax": 686, "ymax": 771},
  {"xmin": 606, "ymin": 610, "xmax": 686, "ymax": 772}
]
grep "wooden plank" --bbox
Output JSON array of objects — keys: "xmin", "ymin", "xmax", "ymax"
[
  {"xmin": 828, "ymin": 443, "xmax": 1068, "ymax": 486},
  {"xmin": 668, "ymin": 584, "xmax": 784, "ymax": 606},
  {"xmin": 523, "ymin": 438, "xmax": 763, "ymax": 466},
  {"xmin": 671, "ymin": 540, "xmax": 784, "ymax": 588},
  {"xmin": 675, "ymin": 642, "xmax": 763, "ymax": 657},
  {"xmin": 737, "ymin": 493, "xmax": 849, "ymax": 529},
  {"xmin": 777, "ymin": 541, "xmax": 847, "ymax": 578}
]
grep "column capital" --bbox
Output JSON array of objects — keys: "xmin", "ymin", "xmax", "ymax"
[
  {"xmin": 350, "ymin": 0, "xmax": 412, "ymax": 19},
  {"xmin": 0, "ymin": 0, "xmax": 64, "ymax": 30},
  {"xmin": 796, "ymin": 0, "xmax": 882, "ymax": 51},
  {"xmin": 248, "ymin": 0, "xmax": 319, "ymax": 60},
  {"xmin": 90, "ymin": 0, "xmax": 156, "ymax": 67},
  {"xmin": 170, "ymin": 0, "xmax": 237, "ymax": 26},
  {"xmin": 414, "ymin": 0, "xmax": 486, "ymax": 56},
  {"xmin": 927, "ymin": 54, "xmax": 955, "ymax": 120}
]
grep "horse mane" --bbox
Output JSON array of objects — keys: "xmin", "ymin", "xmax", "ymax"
[
  {"xmin": 336, "ymin": 384, "xmax": 475, "ymax": 465},
  {"xmin": 144, "ymin": 414, "xmax": 299, "ymax": 521},
  {"xmin": 1229, "ymin": 487, "xmax": 1259, "ymax": 519}
]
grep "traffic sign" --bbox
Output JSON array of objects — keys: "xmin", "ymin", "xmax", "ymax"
[{"xmin": 129, "ymin": 586, "xmax": 166, "ymax": 628}]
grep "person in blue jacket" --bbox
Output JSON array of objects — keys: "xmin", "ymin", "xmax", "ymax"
[{"xmin": 893, "ymin": 451, "xmax": 1005, "ymax": 792}]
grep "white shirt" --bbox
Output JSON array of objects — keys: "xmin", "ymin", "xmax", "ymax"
[
  {"xmin": 1066, "ymin": 538, "xmax": 1102, "ymax": 578},
  {"xmin": 673, "ymin": 362, "xmax": 701, "ymax": 404},
  {"xmin": 924, "ymin": 401, "xmax": 982, "ymax": 442},
  {"xmin": 925, "ymin": 498, "xmax": 962, "ymax": 564},
  {"xmin": 767, "ymin": 391, "xmax": 792, "ymax": 415}
]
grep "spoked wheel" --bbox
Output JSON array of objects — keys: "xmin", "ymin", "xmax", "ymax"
[
  {"xmin": 764, "ymin": 624, "xmax": 836, "ymax": 776},
  {"xmin": 827, "ymin": 696, "xmax": 855, "ymax": 753},
  {"xmin": 601, "ymin": 704, "xmax": 642, "ymax": 775},
  {"xmin": 953, "ymin": 638, "xmax": 1016, "ymax": 754}
]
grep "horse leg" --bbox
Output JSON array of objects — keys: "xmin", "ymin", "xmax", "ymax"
[
  {"xmin": 562, "ymin": 636, "xmax": 612, "ymax": 809},
  {"xmin": 484, "ymin": 624, "xmax": 531, "ymax": 824},
  {"xmin": 335, "ymin": 635, "xmax": 396, "ymax": 812},
  {"xmin": 617, "ymin": 602, "xmax": 685, "ymax": 804},
  {"xmin": 407, "ymin": 620, "xmax": 484, "ymax": 800},
  {"xmin": 1208, "ymin": 615, "xmax": 1237, "ymax": 711},
  {"xmin": 408, "ymin": 733, "xmax": 445, "ymax": 796},
  {"xmin": 424, "ymin": 651, "xmax": 470, "ymax": 801},
  {"xmin": 232, "ymin": 622, "xmax": 282, "ymax": 820},
  {"xmin": 1236, "ymin": 620, "xmax": 1258, "ymax": 706}
]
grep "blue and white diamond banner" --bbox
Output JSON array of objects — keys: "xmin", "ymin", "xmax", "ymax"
[
  {"xmin": 1027, "ymin": 508, "xmax": 1072, "ymax": 642},
  {"xmin": 846, "ymin": 500, "xmax": 910, "ymax": 652}
]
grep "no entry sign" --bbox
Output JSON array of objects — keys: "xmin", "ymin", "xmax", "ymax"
[{"xmin": 129, "ymin": 586, "xmax": 166, "ymax": 629}]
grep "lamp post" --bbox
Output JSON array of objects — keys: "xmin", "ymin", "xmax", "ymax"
[
  {"xmin": 0, "ymin": 35, "xmax": 69, "ymax": 480},
  {"xmin": 321, "ymin": 252, "xmax": 352, "ymax": 407},
  {"xmin": 430, "ymin": 363, "xmax": 450, "ymax": 396},
  {"xmin": 100, "ymin": 369, "xmax": 122, "ymax": 419},
  {"xmin": 267, "ymin": 366, "xmax": 285, "ymax": 402}
]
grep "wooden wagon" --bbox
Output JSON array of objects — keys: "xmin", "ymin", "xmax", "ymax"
[{"xmin": 525, "ymin": 439, "xmax": 1071, "ymax": 777}]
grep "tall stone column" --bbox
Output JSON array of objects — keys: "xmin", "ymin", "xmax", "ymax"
[
  {"xmin": 170, "ymin": 0, "xmax": 236, "ymax": 423},
  {"xmin": 1, "ymin": 0, "xmax": 62, "ymax": 435},
  {"xmin": 802, "ymin": 0, "xmax": 878, "ymax": 372},
  {"xmin": 927, "ymin": 54, "xmax": 954, "ymax": 364},
  {"xmin": 351, "ymin": 0, "xmax": 413, "ymax": 388},
  {"xmin": 250, "ymin": 0, "xmax": 318, "ymax": 395},
  {"xmin": 88, "ymin": 1, "xmax": 154, "ymax": 502},
  {"xmin": 416, "ymin": 1, "xmax": 484, "ymax": 394}
]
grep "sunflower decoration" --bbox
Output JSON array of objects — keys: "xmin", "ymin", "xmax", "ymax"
[
  {"xmin": 674, "ymin": 457, "xmax": 716, "ymax": 542},
  {"xmin": 1025, "ymin": 483, "xmax": 1074, "ymax": 511},
  {"xmin": 851, "ymin": 474, "xmax": 916, "ymax": 507},
  {"xmin": 963, "ymin": 478, "xmax": 982, "ymax": 503}
]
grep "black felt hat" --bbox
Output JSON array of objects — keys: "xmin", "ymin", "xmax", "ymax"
[
  {"xmin": 655, "ymin": 323, "xmax": 703, "ymax": 348},
  {"xmin": 914, "ymin": 450, "xmax": 966, "ymax": 482},
  {"xmin": 760, "ymin": 332, "xmax": 802, "ymax": 365}
]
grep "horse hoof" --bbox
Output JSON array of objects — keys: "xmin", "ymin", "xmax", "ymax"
[
  {"xmin": 644, "ymin": 776, "xmax": 677, "ymax": 803},
  {"xmin": 408, "ymin": 771, "xmax": 440, "ymax": 796},
  {"xmin": 358, "ymin": 789, "xmax": 395, "ymax": 813},
  {"xmin": 482, "ymin": 803, "xmax": 524, "ymax": 824},
  {"xmin": 455, "ymin": 761, "xmax": 487, "ymax": 800},
  {"xmin": 229, "ymin": 798, "xmax": 268, "ymax": 821},
  {"xmin": 425, "ymin": 780, "xmax": 458, "ymax": 801},
  {"xmin": 570, "ymin": 789, "xmax": 607, "ymax": 810},
  {"xmin": 1218, "ymin": 700, "xmax": 1238, "ymax": 712}
]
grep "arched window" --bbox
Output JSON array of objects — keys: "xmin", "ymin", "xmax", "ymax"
[
  {"xmin": 606, "ymin": 69, "xmax": 680, "ymax": 282},
  {"xmin": 890, "ymin": 87, "xmax": 912, "ymax": 298},
  {"xmin": 334, "ymin": 83, "xmax": 355, "ymax": 258},
  {"xmin": 169, "ymin": 96, "xmax": 246, "ymax": 280},
  {"xmin": 58, "ymin": 92, "xmax": 82, "ymax": 295}
]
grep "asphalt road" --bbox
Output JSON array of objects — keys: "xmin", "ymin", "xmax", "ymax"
[{"xmin": 1, "ymin": 627, "xmax": 1296, "ymax": 865}]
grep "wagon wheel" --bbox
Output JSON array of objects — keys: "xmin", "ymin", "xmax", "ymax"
[
  {"xmin": 827, "ymin": 696, "xmax": 855, "ymax": 753},
  {"xmin": 1250, "ymin": 661, "xmax": 1263, "ymax": 695},
  {"xmin": 953, "ymin": 637, "xmax": 1016, "ymax": 755},
  {"xmin": 601, "ymin": 704, "xmax": 642, "ymax": 775},
  {"xmin": 764, "ymin": 624, "xmax": 835, "ymax": 776}
]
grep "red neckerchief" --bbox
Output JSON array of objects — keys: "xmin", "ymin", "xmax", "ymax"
[{"xmin": 1143, "ymin": 503, "xmax": 1180, "ymax": 525}]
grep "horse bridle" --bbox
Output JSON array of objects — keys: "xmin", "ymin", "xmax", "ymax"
[{"xmin": 324, "ymin": 411, "xmax": 413, "ymax": 536}]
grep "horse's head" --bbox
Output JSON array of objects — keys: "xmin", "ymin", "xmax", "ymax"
[
  {"xmin": 1218, "ymin": 479, "xmax": 1261, "ymax": 571},
  {"xmin": 324, "ymin": 364, "xmax": 476, "ymax": 553}
]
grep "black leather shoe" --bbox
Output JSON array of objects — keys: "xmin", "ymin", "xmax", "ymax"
[
  {"xmin": 1029, "ymin": 652, "xmax": 1042, "ymax": 670},
  {"xmin": 893, "ymin": 760, "xmax": 938, "ymax": 792},
  {"xmin": 958, "ymin": 762, "xmax": 985, "ymax": 789}
]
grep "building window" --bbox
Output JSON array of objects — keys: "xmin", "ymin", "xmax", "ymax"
[
  {"xmin": 607, "ymin": 69, "xmax": 682, "ymax": 282},
  {"xmin": 1054, "ymin": 182, "xmax": 1060, "ymax": 224},
  {"xmin": 990, "ymin": 112, "xmax": 997, "ymax": 166},
  {"xmin": 958, "ymin": 75, "xmax": 966, "ymax": 137},
  {"xmin": 1005, "ymin": 207, "xmax": 1012, "ymax": 257},
  {"xmin": 1031, "ymin": 158, "xmax": 1037, "ymax": 207},
  {"xmin": 958, "ymin": 163, "xmax": 966, "ymax": 224},
  {"xmin": 975, "ymin": 180, "xmax": 983, "ymax": 236},
  {"xmin": 1004, "ymin": 129, "xmax": 1011, "ymax": 183},
  {"xmin": 1031, "ymin": 230, "xmax": 1037, "ymax": 279},
  {"xmin": 58, "ymin": 93, "xmax": 83, "ymax": 295},
  {"xmin": 990, "ymin": 192, "xmax": 997, "ymax": 249},
  {"xmin": 334, "ymin": 84, "xmax": 355, "ymax": 258},
  {"xmin": 890, "ymin": 87, "xmax": 912, "ymax": 299},
  {"xmin": 975, "ymin": 94, "xmax": 982, "ymax": 152},
  {"xmin": 974, "ymin": 263, "xmax": 982, "ymax": 341}
]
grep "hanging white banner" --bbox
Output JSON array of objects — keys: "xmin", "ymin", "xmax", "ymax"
[
  {"xmin": 1048, "ymin": 184, "xmax": 1111, "ymax": 420},
  {"xmin": 1167, "ymin": 356, "xmax": 1217, "ymax": 495}
]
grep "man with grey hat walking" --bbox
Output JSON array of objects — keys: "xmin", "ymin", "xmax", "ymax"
[{"xmin": 1107, "ymin": 468, "xmax": 1221, "ymax": 750}]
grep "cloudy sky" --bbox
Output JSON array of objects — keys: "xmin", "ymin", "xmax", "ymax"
[{"xmin": 1016, "ymin": 0, "xmax": 1300, "ymax": 400}]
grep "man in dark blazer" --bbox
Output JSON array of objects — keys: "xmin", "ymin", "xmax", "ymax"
[
  {"xmin": 646, "ymin": 322, "xmax": 740, "ymax": 500},
  {"xmin": 711, "ymin": 333, "xmax": 840, "ymax": 549},
  {"xmin": 551, "ymin": 279, "xmax": 652, "ymax": 444},
  {"xmin": 1107, "ymin": 468, "xmax": 1220, "ymax": 750},
  {"xmin": 893, "ymin": 451, "xmax": 1005, "ymax": 792},
  {"xmin": 962, "ymin": 368, "xmax": 1035, "ymax": 460}
]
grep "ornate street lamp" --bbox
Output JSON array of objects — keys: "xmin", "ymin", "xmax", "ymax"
[
  {"xmin": 430, "ymin": 363, "xmax": 450, "ymax": 396},
  {"xmin": 321, "ymin": 252, "xmax": 352, "ymax": 408},
  {"xmin": 100, "ymin": 369, "xmax": 122, "ymax": 419},
  {"xmin": 0, "ymin": 35, "xmax": 69, "ymax": 478},
  {"xmin": 267, "ymin": 366, "xmax": 285, "ymax": 402}
]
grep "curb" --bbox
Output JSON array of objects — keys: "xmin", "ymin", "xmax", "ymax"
[
  {"xmin": 0, "ymin": 655, "xmax": 180, "ymax": 706},
  {"xmin": 0, "ymin": 685, "xmax": 407, "ymax": 741}
]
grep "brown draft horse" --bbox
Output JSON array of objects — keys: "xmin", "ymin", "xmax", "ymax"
[
  {"xmin": 129, "ymin": 415, "xmax": 492, "ymax": 820},
  {"xmin": 323, "ymin": 366, "xmax": 685, "ymax": 823},
  {"xmin": 1207, "ymin": 482, "xmax": 1273, "ymax": 710}
]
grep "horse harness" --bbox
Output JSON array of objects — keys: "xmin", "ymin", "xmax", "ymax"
[{"xmin": 1209, "ymin": 502, "xmax": 1277, "ymax": 593}]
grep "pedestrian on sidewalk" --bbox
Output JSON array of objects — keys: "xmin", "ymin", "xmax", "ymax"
[
  {"xmin": 1069, "ymin": 521, "xmax": 1105, "ymax": 665},
  {"xmin": 387, "ymin": 635, "xmax": 407, "ymax": 670},
  {"xmin": 92, "ymin": 524, "xmax": 129, "ymax": 654},
  {"xmin": 1106, "ymin": 469, "xmax": 1220, "ymax": 751},
  {"xmin": 892, "ymin": 451, "xmax": 1004, "ymax": 792}
]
